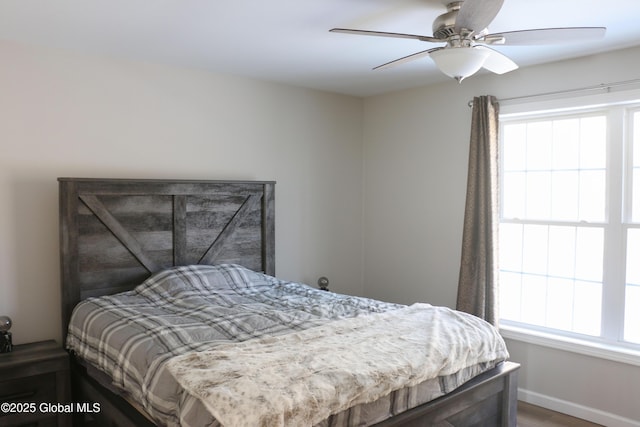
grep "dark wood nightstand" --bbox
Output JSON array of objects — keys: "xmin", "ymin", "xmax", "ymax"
[{"xmin": 0, "ymin": 340, "xmax": 71, "ymax": 427}]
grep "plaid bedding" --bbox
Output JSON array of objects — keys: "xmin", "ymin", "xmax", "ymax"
[{"xmin": 66, "ymin": 264, "xmax": 506, "ymax": 427}]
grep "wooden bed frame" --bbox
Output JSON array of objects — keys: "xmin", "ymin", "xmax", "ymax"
[{"xmin": 58, "ymin": 177, "xmax": 519, "ymax": 427}]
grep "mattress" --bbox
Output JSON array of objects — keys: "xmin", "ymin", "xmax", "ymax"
[{"xmin": 66, "ymin": 264, "xmax": 509, "ymax": 427}]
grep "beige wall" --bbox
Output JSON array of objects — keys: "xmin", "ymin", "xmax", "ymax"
[
  {"xmin": 362, "ymin": 46, "xmax": 640, "ymax": 425},
  {"xmin": 0, "ymin": 40, "xmax": 365, "ymax": 345},
  {"xmin": 2, "ymin": 34, "xmax": 639, "ymax": 426}
]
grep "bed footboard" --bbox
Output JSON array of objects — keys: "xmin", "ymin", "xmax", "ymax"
[
  {"xmin": 70, "ymin": 355, "xmax": 518, "ymax": 427},
  {"xmin": 373, "ymin": 361, "xmax": 519, "ymax": 427}
]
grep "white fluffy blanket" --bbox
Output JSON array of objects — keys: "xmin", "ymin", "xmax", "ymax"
[{"xmin": 166, "ymin": 303, "xmax": 508, "ymax": 427}]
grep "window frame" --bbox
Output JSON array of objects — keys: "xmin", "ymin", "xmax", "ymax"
[{"xmin": 497, "ymin": 89, "xmax": 640, "ymax": 365}]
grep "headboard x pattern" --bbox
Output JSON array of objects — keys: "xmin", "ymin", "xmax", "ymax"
[{"xmin": 58, "ymin": 178, "xmax": 275, "ymax": 340}]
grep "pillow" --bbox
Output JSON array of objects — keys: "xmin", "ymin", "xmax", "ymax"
[{"xmin": 133, "ymin": 264, "xmax": 269, "ymax": 301}]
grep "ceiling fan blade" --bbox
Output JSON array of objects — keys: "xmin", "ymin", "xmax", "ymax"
[
  {"xmin": 475, "ymin": 46, "xmax": 518, "ymax": 74},
  {"xmin": 482, "ymin": 27, "xmax": 606, "ymax": 45},
  {"xmin": 374, "ymin": 48, "xmax": 442, "ymax": 71},
  {"xmin": 329, "ymin": 28, "xmax": 441, "ymax": 43},
  {"xmin": 455, "ymin": 0, "xmax": 504, "ymax": 33}
]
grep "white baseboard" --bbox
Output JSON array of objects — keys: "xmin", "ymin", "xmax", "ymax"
[{"xmin": 518, "ymin": 389, "xmax": 640, "ymax": 427}]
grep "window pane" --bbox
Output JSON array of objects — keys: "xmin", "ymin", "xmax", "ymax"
[
  {"xmin": 574, "ymin": 227, "xmax": 604, "ymax": 282},
  {"xmin": 546, "ymin": 277, "xmax": 574, "ymax": 331},
  {"xmin": 499, "ymin": 223, "xmax": 523, "ymax": 271},
  {"xmin": 522, "ymin": 225, "xmax": 548, "ymax": 275},
  {"xmin": 626, "ymin": 228, "xmax": 640, "ymax": 285},
  {"xmin": 503, "ymin": 123, "xmax": 527, "ymax": 171},
  {"xmin": 579, "ymin": 170, "xmax": 606, "ymax": 222},
  {"xmin": 548, "ymin": 226, "xmax": 575, "ymax": 279},
  {"xmin": 551, "ymin": 171, "xmax": 579, "ymax": 221},
  {"xmin": 500, "ymin": 271, "xmax": 522, "ymax": 322},
  {"xmin": 633, "ymin": 169, "xmax": 640, "ymax": 223},
  {"xmin": 552, "ymin": 119, "xmax": 580, "ymax": 170},
  {"xmin": 503, "ymin": 172, "xmax": 526, "ymax": 219},
  {"xmin": 526, "ymin": 172, "xmax": 551, "ymax": 219},
  {"xmin": 573, "ymin": 280, "xmax": 602, "ymax": 336},
  {"xmin": 624, "ymin": 285, "xmax": 640, "ymax": 344},
  {"xmin": 527, "ymin": 122, "xmax": 553, "ymax": 170},
  {"xmin": 624, "ymin": 112, "xmax": 639, "ymax": 342},
  {"xmin": 625, "ymin": 229, "xmax": 640, "ymax": 344},
  {"xmin": 633, "ymin": 112, "xmax": 640, "ymax": 223},
  {"xmin": 634, "ymin": 112, "xmax": 640, "ymax": 166},
  {"xmin": 499, "ymin": 222, "xmax": 604, "ymax": 336},
  {"xmin": 580, "ymin": 116, "xmax": 607, "ymax": 169},
  {"xmin": 521, "ymin": 274, "xmax": 547, "ymax": 326},
  {"xmin": 501, "ymin": 115, "xmax": 607, "ymax": 222}
]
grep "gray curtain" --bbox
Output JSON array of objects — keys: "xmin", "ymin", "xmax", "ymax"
[{"xmin": 456, "ymin": 95, "xmax": 500, "ymax": 326}]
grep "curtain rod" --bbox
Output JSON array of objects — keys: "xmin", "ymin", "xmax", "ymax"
[{"xmin": 467, "ymin": 78, "xmax": 640, "ymax": 107}]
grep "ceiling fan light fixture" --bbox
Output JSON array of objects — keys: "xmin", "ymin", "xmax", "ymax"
[{"xmin": 430, "ymin": 47, "xmax": 490, "ymax": 82}]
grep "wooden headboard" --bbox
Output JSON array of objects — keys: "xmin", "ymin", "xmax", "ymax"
[{"xmin": 58, "ymin": 178, "xmax": 275, "ymax": 338}]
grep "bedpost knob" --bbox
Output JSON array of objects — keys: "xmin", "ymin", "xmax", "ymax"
[
  {"xmin": 0, "ymin": 316, "xmax": 12, "ymax": 353},
  {"xmin": 317, "ymin": 277, "xmax": 329, "ymax": 291},
  {"xmin": 0, "ymin": 316, "xmax": 11, "ymax": 332}
]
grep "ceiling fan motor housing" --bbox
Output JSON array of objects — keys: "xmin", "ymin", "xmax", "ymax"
[{"xmin": 433, "ymin": 1, "xmax": 464, "ymax": 39}]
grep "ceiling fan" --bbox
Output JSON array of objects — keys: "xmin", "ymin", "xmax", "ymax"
[{"xmin": 330, "ymin": 0, "xmax": 606, "ymax": 82}]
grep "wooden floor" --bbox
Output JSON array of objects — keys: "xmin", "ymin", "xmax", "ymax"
[
  {"xmin": 518, "ymin": 402, "xmax": 603, "ymax": 427},
  {"xmin": 83, "ymin": 401, "xmax": 603, "ymax": 427}
]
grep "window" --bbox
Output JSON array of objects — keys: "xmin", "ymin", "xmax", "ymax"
[
  {"xmin": 498, "ymin": 93, "xmax": 640, "ymax": 354},
  {"xmin": 626, "ymin": 110, "xmax": 640, "ymax": 344}
]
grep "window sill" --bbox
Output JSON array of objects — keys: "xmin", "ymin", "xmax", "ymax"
[{"xmin": 499, "ymin": 324, "xmax": 640, "ymax": 367}]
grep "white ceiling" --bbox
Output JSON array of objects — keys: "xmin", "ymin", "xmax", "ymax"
[{"xmin": 1, "ymin": 0, "xmax": 640, "ymax": 97}]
